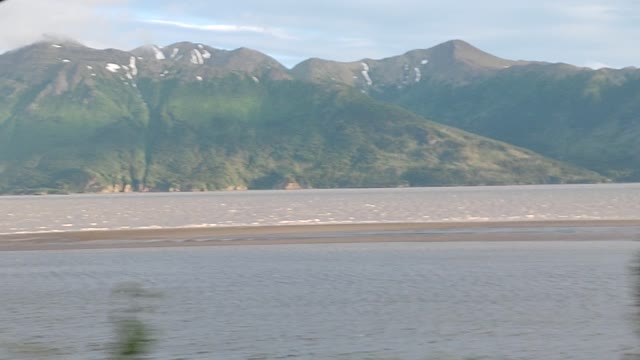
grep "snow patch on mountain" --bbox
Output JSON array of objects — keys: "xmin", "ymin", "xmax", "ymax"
[
  {"xmin": 129, "ymin": 56, "xmax": 138, "ymax": 76},
  {"xmin": 190, "ymin": 49, "xmax": 204, "ymax": 65},
  {"xmin": 151, "ymin": 46, "xmax": 165, "ymax": 60},
  {"xmin": 361, "ymin": 62, "xmax": 372, "ymax": 86},
  {"xmin": 106, "ymin": 63, "xmax": 121, "ymax": 73}
]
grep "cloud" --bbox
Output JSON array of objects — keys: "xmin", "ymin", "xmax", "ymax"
[
  {"xmin": 583, "ymin": 61, "xmax": 613, "ymax": 69},
  {"xmin": 142, "ymin": 19, "xmax": 295, "ymax": 39},
  {"xmin": 0, "ymin": 0, "xmax": 130, "ymax": 50}
]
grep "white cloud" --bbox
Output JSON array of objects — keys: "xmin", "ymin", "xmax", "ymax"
[
  {"xmin": 0, "ymin": 0, "xmax": 130, "ymax": 50},
  {"xmin": 142, "ymin": 19, "xmax": 294, "ymax": 39},
  {"xmin": 583, "ymin": 61, "xmax": 614, "ymax": 69}
]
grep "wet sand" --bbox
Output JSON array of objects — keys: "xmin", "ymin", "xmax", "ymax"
[{"xmin": 1, "ymin": 220, "xmax": 639, "ymax": 251}]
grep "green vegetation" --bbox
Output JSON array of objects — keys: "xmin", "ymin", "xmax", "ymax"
[
  {"xmin": 375, "ymin": 68, "xmax": 640, "ymax": 181},
  {"xmin": 0, "ymin": 41, "xmax": 607, "ymax": 194},
  {"xmin": 291, "ymin": 39, "xmax": 640, "ymax": 182},
  {"xmin": 0, "ymin": 73, "xmax": 602, "ymax": 193}
]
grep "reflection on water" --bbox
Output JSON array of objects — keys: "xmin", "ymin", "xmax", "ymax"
[{"xmin": 1, "ymin": 241, "xmax": 639, "ymax": 360}]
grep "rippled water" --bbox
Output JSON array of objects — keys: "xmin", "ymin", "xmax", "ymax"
[
  {"xmin": 2, "ymin": 184, "xmax": 640, "ymax": 234},
  {"xmin": 1, "ymin": 242, "xmax": 639, "ymax": 360},
  {"xmin": 2, "ymin": 185, "xmax": 640, "ymax": 359}
]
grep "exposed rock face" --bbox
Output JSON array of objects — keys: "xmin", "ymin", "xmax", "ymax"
[
  {"xmin": 224, "ymin": 185, "xmax": 248, "ymax": 191},
  {"xmin": 101, "ymin": 184, "xmax": 134, "ymax": 193},
  {"xmin": 282, "ymin": 182, "xmax": 303, "ymax": 190}
]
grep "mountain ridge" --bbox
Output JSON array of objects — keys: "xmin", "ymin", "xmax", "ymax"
[
  {"xmin": 1, "ymin": 38, "xmax": 621, "ymax": 92},
  {"xmin": 291, "ymin": 39, "xmax": 538, "ymax": 88},
  {"xmin": 3, "ymin": 38, "xmax": 607, "ymax": 71},
  {"xmin": 0, "ymin": 38, "xmax": 606, "ymax": 194}
]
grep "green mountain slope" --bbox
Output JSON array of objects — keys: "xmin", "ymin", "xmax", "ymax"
[
  {"xmin": 0, "ymin": 40, "xmax": 603, "ymax": 194},
  {"xmin": 291, "ymin": 40, "xmax": 640, "ymax": 181},
  {"xmin": 375, "ymin": 65, "xmax": 640, "ymax": 180}
]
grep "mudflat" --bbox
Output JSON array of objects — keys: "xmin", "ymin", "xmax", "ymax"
[{"xmin": 0, "ymin": 220, "xmax": 639, "ymax": 251}]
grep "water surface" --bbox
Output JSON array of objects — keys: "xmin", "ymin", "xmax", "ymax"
[
  {"xmin": 2, "ymin": 184, "xmax": 640, "ymax": 235},
  {"xmin": 1, "ymin": 241, "xmax": 639, "ymax": 360},
  {"xmin": 2, "ymin": 184, "xmax": 640, "ymax": 359}
]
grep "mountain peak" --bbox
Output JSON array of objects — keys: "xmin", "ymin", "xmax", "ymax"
[
  {"xmin": 420, "ymin": 39, "xmax": 515, "ymax": 69},
  {"xmin": 440, "ymin": 39, "xmax": 476, "ymax": 50}
]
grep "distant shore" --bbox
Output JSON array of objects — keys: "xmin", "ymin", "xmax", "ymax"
[{"xmin": 0, "ymin": 220, "xmax": 639, "ymax": 251}]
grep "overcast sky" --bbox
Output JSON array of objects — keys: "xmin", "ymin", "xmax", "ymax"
[{"xmin": 0, "ymin": 0, "xmax": 638, "ymax": 68}]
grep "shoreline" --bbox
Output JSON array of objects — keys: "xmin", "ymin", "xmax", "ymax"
[{"xmin": 1, "ymin": 220, "xmax": 639, "ymax": 251}]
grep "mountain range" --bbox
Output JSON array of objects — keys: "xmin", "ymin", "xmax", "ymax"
[
  {"xmin": 293, "ymin": 40, "xmax": 640, "ymax": 181},
  {"xmin": 1, "ymin": 38, "xmax": 634, "ymax": 194}
]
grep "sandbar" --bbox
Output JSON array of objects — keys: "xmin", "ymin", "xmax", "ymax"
[{"xmin": 0, "ymin": 220, "xmax": 639, "ymax": 251}]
